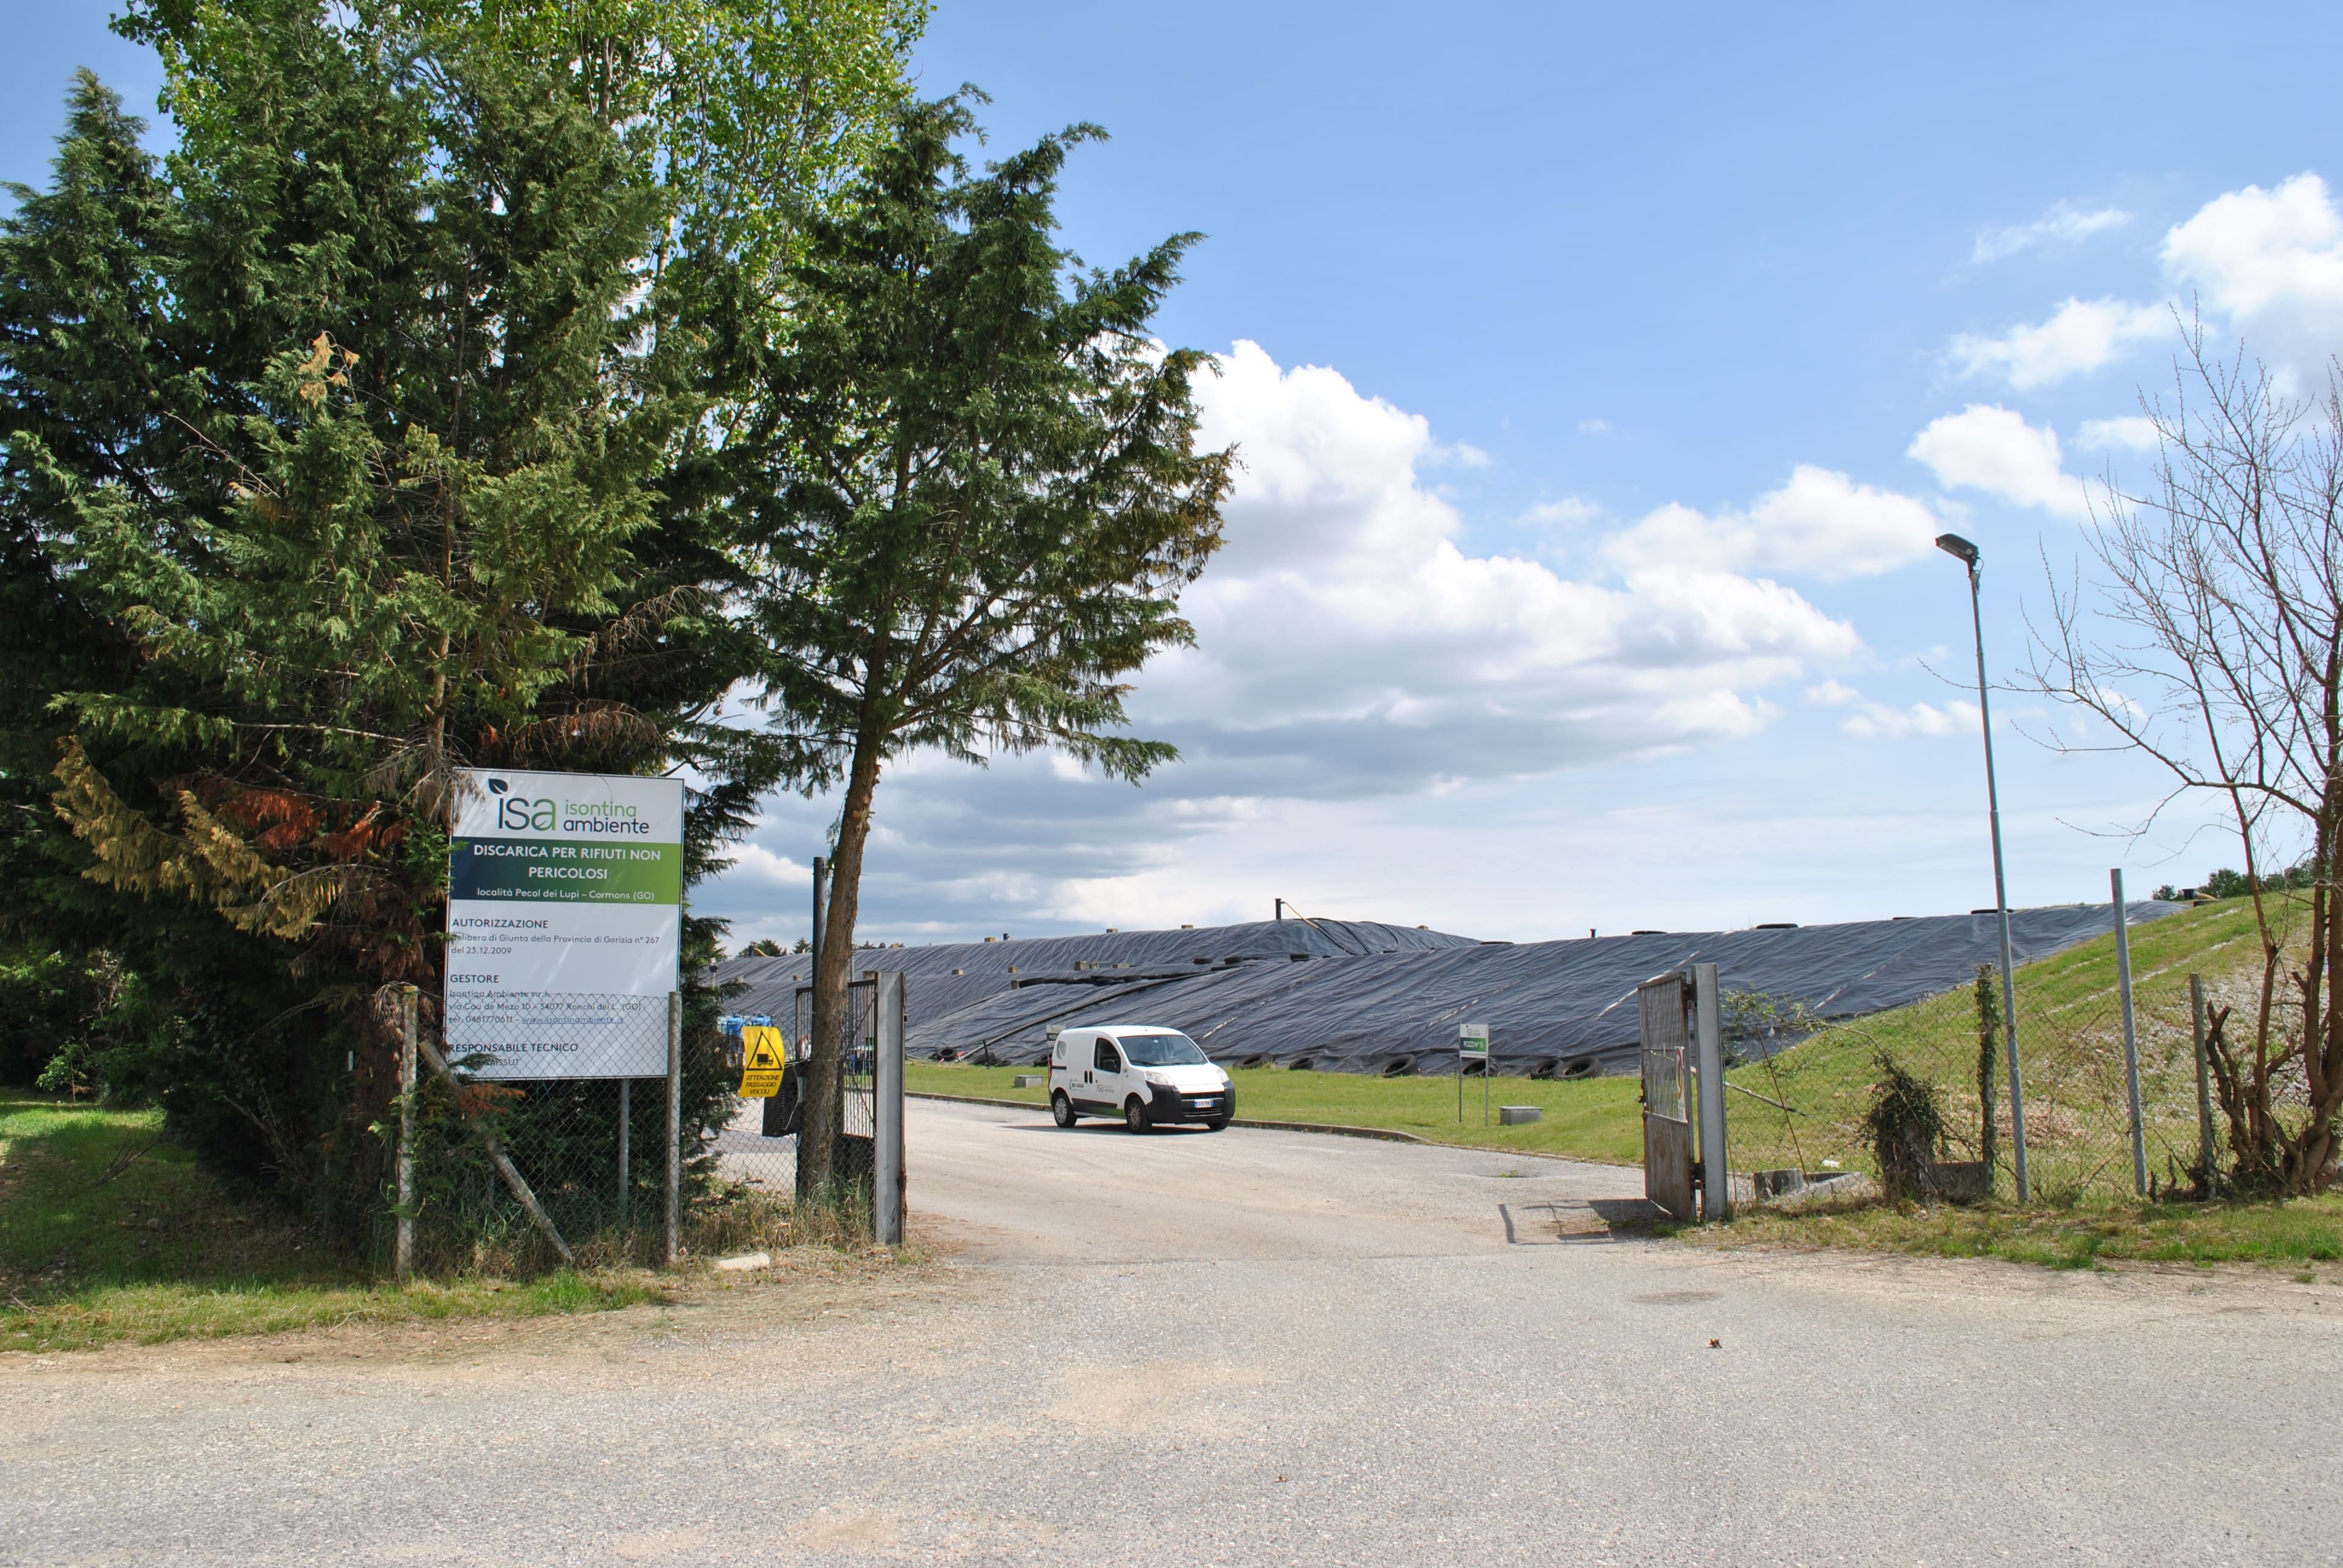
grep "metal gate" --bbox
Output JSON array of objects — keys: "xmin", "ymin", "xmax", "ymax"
[
  {"xmin": 791, "ymin": 977, "xmax": 879, "ymax": 1194},
  {"xmin": 1639, "ymin": 973, "xmax": 1698, "ymax": 1221}
]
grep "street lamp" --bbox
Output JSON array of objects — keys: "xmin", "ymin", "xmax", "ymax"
[{"xmin": 1936, "ymin": 532, "xmax": 2031, "ymax": 1200}]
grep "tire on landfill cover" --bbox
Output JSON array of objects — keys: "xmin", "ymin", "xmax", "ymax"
[{"xmin": 1380, "ymin": 1056, "xmax": 1417, "ymax": 1077}]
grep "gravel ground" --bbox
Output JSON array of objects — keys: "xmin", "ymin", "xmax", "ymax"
[{"xmin": 5, "ymin": 1098, "xmax": 2338, "ymax": 1566}]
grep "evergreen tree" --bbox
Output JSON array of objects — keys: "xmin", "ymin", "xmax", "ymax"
[
  {"xmin": 0, "ymin": 0, "xmax": 913, "ymax": 1223},
  {"xmin": 730, "ymin": 99, "xmax": 1231, "ymax": 1187}
]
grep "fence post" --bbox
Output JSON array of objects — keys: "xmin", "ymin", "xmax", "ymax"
[
  {"xmin": 2111, "ymin": 869, "xmax": 2148, "ymax": 1196},
  {"xmin": 617, "ymin": 1078, "xmax": 631, "ymax": 1230},
  {"xmin": 2191, "ymin": 973, "xmax": 2218, "ymax": 1197},
  {"xmin": 397, "ymin": 984, "xmax": 417, "ymax": 1283},
  {"xmin": 1693, "ymin": 961, "xmax": 1729, "ymax": 1221},
  {"xmin": 874, "ymin": 971, "xmax": 905, "ymax": 1247},
  {"xmin": 664, "ymin": 989, "xmax": 681, "ymax": 1267}
]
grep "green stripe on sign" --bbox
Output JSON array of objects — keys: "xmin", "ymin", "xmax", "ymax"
[{"xmin": 451, "ymin": 839, "xmax": 682, "ymax": 904}]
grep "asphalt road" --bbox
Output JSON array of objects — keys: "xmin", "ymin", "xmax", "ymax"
[{"xmin": 7, "ymin": 1098, "xmax": 2340, "ymax": 1566}]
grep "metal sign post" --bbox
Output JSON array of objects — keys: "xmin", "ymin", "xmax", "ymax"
[
  {"xmin": 874, "ymin": 972, "xmax": 906, "ymax": 1247},
  {"xmin": 1460, "ymin": 1022, "xmax": 1490, "ymax": 1125},
  {"xmin": 664, "ymin": 989, "xmax": 681, "ymax": 1267}
]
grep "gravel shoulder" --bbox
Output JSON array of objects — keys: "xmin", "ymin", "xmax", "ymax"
[{"xmin": 6, "ymin": 1100, "xmax": 2338, "ymax": 1567}]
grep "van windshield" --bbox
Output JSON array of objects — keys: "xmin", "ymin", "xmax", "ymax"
[{"xmin": 1115, "ymin": 1031, "xmax": 1207, "ymax": 1067}]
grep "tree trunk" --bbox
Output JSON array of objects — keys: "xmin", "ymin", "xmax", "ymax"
[{"xmin": 801, "ymin": 726, "xmax": 885, "ymax": 1203}]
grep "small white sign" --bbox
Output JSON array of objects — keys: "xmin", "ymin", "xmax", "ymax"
[
  {"xmin": 1459, "ymin": 1022, "xmax": 1490, "ymax": 1062},
  {"xmin": 444, "ymin": 768, "xmax": 684, "ymax": 1079}
]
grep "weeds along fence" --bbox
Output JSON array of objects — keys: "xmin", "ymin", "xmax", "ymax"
[
  {"xmin": 384, "ymin": 982, "xmax": 880, "ymax": 1278},
  {"xmin": 1726, "ymin": 898, "xmax": 2263, "ymax": 1206}
]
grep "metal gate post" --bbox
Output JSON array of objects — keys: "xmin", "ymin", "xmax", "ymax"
[
  {"xmin": 2191, "ymin": 974, "xmax": 2217, "ymax": 1196},
  {"xmin": 664, "ymin": 990, "xmax": 681, "ymax": 1267},
  {"xmin": 1693, "ymin": 962, "xmax": 1730, "ymax": 1221},
  {"xmin": 874, "ymin": 971, "xmax": 905, "ymax": 1247},
  {"xmin": 2111, "ymin": 870, "xmax": 2148, "ymax": 1196},
  {"xmin": 397, "ymin": 984, "xmax": 417, "ymax": 1282}
]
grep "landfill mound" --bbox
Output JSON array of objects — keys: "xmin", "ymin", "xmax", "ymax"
[{"xmin": 709, "ymin": 904, "xmax": 2181, "ymax": 1078}]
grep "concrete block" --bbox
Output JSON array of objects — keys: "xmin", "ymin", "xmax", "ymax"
[
  {"xmin": 715, "ymin": 1251, "xmax": 771, "ymax": 1272},
  {"xmin": 1012, "ymin": 1074, "xmax": 1046, "ymax": 1088},
  {"xmin": 1498, "ymin": 1105, "xmax": 1542, "ymax": 1126}
]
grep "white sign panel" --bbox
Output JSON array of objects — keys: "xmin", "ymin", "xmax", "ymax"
[{"xmin": 444, "ymin": 768, "xmax": 684, "ymax": 1079}]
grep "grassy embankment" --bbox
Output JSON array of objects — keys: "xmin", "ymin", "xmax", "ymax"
[
  {"xmin": 909, "ymin": 899, "xmax": 2264, "ymax": 1175},
  {"xmin": 1719, "ymin": 897, "xmax": 2268, "ymax": 1195},
  {"xmin": 0, "ymin": 1092, "xmax": 667, "ymax": 1354},
  {"xmin": 1688, "ymin": 1191, "xmax": 2343, "ymax": 1275},
  {"xmin": 915, "ymin": 899, "xmax": 2343, "ymax": 1272}
]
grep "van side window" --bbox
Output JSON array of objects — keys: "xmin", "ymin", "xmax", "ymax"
[{"xmin": 1093, "ymin": 1039, "xmax": 1119, "ymax": 1073}]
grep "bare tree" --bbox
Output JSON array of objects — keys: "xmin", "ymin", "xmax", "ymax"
[{"xmin": 2030, "ymin": 319, "xmax": 2343, "ymax": 1195}]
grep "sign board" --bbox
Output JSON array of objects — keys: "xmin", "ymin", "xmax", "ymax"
[
  {"xmin": 739, "ymin": 1025, "xmax": 786, "ymax": 1098},
  {"xmin": 444, "ymin": 768, "xmax": 684, "ymax": 1079},
  {"xmin": 1458, "ymin": 1022, "xmax": 1490, "ymax": 1063}
]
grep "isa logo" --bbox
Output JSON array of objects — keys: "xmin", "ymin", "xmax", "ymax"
[{"xmin": 487, "ymin": 777, "xmax": 557, "ymax": 832}]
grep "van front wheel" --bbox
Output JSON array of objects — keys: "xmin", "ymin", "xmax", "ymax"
[
  {"xmin": 1124, "ymin": 1096, "xmax": 1151, "ymax": 1134},
  {"xmin": 1051, "ymin": 1091, "xmax": 1076, "ymax": 1128}
]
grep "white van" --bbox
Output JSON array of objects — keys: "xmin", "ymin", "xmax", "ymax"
[{"xmin": 1049, "ymin": 1024, "xmax": 1234, "ymax": 1132}]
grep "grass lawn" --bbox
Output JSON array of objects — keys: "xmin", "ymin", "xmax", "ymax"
[
  {"xmin": 0, "ymin": 1091, "xmax": 668, "ymax": 1353},
  {"xmin": 1692, "ymin": 1192, "xmax": 2343, "ymax": 1276},
  {"xmin": 905, "ymin": 1060, "xmax": 1646, "ymax": 1165}
]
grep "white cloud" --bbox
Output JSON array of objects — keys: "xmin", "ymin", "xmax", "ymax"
[
  {"xmin": 722, "ymin": 841, "xmax": 809, "ymax": 887},
  {"xmin": 1907, "ymin": 405, "xmax": 2091, "ymax": 519},
  {"xmin": 1842, "ymin": 699, "xmax": 1980, "ymax": 740},
  {"xmin": 1602, "ymin": 465, "xmax": 1940, "ymax": 582},
  {"xmin": 1947, "ymin": 297, "xmax": 2167, "ymax": 389},
  {"xmin": 1578, "ymin": 418, "xmax": 1613, "ymax": 436},
  {"xmin": 1807, "ymin": 679, "xmax": 1861, "ymax": 706},
  {"xmin": 1520, "ymin": 497, "xmax": 1602, "ymax": 526},
  {"xmin": 2162, "ymin": 171, "xmax": 2343, "ymax": 386},
  {"xmin": 1971, "ymin": 202, "xmax": 2132, "ymax": 264},
  {"xmin": 2076, "ymin": 416, "xmax": 2159, "ymax": 452},
  {"xmin": 1126, "ymin": 341, "xmax": 1866, "ymax": 789},
  {"xmin": 1948, "ymin": 173, "xmax": 2343, "ymax": 400}
]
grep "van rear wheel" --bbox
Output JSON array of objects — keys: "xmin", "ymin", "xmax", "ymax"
[
  {"xmin": 1051, "ymin": 1091, "xmax": 1076, "ymax": 1128},
  {"xmin": 1123, "ymin": 1096, "xmax": 1150, "ymax": 1134}
]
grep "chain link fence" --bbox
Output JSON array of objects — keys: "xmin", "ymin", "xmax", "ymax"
[
  {"xmin": 709, "ymin": 978, "xmax": 877, "ymax": 1217},
  {"xmin": 1723, "ymin": 903, "xmax": 2244, "ymax": 1207},
  {"xmin": 382, "ymin": 982, "xmax": 882, "ymax": 1278}
]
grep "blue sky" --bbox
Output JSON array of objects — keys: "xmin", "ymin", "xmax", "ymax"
[{"xmin": 12, "ymin": 3, "xmax": 2342, "ymax": 946}]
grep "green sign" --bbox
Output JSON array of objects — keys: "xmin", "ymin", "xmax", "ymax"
[
  {"xmin": 450, "ymin": 838, "xmax": 683, "ymax": 904},
  {"xmin": 445, "ymin": 768, "xmax": 684, "ymax": 1079}
]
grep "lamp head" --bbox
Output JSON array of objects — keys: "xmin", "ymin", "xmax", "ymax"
[{"xmin": 1935, "ymin": 532, "xmax": 1980, "ymax": 567}]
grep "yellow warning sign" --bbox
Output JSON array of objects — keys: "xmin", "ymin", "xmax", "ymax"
[{"xmin": 739, "ymin": 1025, "xmax": 786, "ymax": 1097}]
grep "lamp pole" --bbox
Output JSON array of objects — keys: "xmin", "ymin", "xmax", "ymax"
[{"xmin": 1937, "ymin": 532, "xmax": 2030, "ymax": 1200}]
